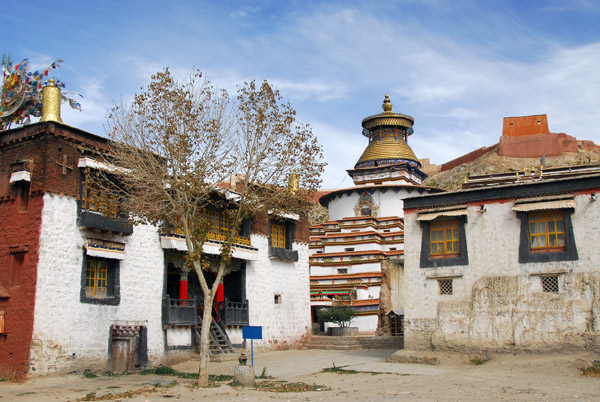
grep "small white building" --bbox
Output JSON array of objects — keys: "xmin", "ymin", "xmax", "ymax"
[{"xmin": 403, "ymin": 171, "xmax": 600, "ymax": 352}]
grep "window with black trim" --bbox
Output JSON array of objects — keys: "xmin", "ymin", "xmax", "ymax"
[
  {"xmin": 268, "ymin": 219, "xmax": 298, "ymax": 261},
  {"xmin": 15, "ymin": 180, "xmax": 30, "ymax": 212},
  {"xmin": 80, "ymin": 255, "xmax": 120, "ymax": 305},
  {"xmin": 81, "ymin": 170, "xmax": 120, "ymax": 218},
  {"xmin": 78, "ymin": 168, "xmax": 133, "ymax": 234},
  {"xmin": 517, "ymin": 209, "xmax": 577, "ymax": 263},
  {"xmin": 420, "ymin": 217, "xmax": 468, "ymax": 268}
]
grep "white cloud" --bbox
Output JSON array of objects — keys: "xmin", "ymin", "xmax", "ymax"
[{"xmin": 267, "ymin": 79, "xmax": 349, "ymax": 102}]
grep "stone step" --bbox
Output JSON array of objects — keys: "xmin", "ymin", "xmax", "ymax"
[{"xmin": 304, "ymin": 335, "xmax": 404, "ymax": 350}]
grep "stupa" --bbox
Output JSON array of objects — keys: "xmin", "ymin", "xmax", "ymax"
[{"xmin": 309, "ymin": 95, "xmax": 441, "ymax": 333}]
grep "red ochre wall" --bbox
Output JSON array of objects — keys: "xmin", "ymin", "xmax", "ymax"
[
  {"xmin": 0, "ymin": 123, "xmax": 89, "ymax": 381},
  {"xmin": 498, "ymin": 133, "xmax": 581, "ymax": 158},
  {"xmin": 0, "ymin": 194, "xmax": 43, "ymax": 381},
  {"xmin": 441, "ymin": 144, "xmax": 498, "ymax": 172},
  {"xmin": 502, "ymin": 115, "xmax": 549, "ymax": 137}
]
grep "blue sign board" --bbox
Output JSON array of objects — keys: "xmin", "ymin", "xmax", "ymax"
[
  {"xmin": 242, "ymin": 326, "xmax": 262, "ymax": 365},
  {"xmin": 242, "ymin": 326, "xmax": 263, "ymax": 340}
]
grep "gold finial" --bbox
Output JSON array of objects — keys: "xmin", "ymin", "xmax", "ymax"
[
  {"xmin": 382, "ymin": 94, "xmax": 393, "ymax": 113},
  {"xmin": 288, "ymin": 171, "xmax": 299, "ymax": 195},
  {"xmin": 40, "ymin": 78, "xmax": 63, "ymax": 123}
]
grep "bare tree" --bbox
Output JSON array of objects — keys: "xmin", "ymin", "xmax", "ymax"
[{"xmin": 103, "ymin": 69, "xmax": 324, "ymax": 386}]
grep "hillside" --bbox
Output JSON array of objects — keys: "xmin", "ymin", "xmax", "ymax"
[{"xmin": 424, "ymin": 145, "xmax": 600, "ymax": 191}]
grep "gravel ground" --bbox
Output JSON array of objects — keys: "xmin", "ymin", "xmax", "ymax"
[{"xmin": 1, "ymin": 349, "xmax": 598, "ymax": 401}]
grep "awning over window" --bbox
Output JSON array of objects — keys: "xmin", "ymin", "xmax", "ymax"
[
  {"xmin": 512, "ymin": 199, "xmax": 576, "ymax": 212},
  {"xmin": 160, "ymin": 235, "xmax": 259, "ymax": 261},
  {"xmin": 311, "ymin": 290, "xmax": 351, "ymax": 297},
  {"xmin": 268, "ymin": 210, "xmax": 300, "ymax": 221},
  {"xmin": 78, "ymin": 157, "xmax": 131, "ymax": 174},
  {"xmin": 417, "ymin": 209, "xmax": 468, "ymax": 221},
  {"xmin": 9, "ymin": 170, "xmax": 31, "ymax": 183},
  {"xmin": 85, "ymin": 242, "xmax": 125, "ymax": 260}
]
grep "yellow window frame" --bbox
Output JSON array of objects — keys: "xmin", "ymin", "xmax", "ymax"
[
  {"xmin": 82, "ymin": 174, "xmax": 119, "ymax": 218},
  {"xmin": 430, "ymin": 220, "xmax": 460, "ymax": 257},
  {"xmin": 271, "ymin": 222, "xmax": 286, "ymax": 249},
  {"xmin": 529, "ymin": 211, "xmax": 566, "ymax": 251},
  {"xmin": 86, "ymin": 259, "xmax": 108, "ymax": 297}
]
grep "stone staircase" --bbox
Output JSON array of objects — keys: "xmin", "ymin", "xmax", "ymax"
[{"xmin": 305, "ymin": 335, "xmax": 404, "ymax": 350}]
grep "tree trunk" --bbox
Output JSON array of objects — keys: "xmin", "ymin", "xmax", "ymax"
[{"xmin": 197, "ymin": 292, "xmax": 214, "ymax": 387}]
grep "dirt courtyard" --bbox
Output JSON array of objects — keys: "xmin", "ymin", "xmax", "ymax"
[{"xmin": 1, "ymin": 349, "xmax": 598, "ymax": 401}]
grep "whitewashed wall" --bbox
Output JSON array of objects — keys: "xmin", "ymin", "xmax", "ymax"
[
  {"xmin": 404, "ymin": 193, "xmax": 600, "ymax": 352},
  {"xmin": 244, "ymin": 235, "xmax": 311, "ymax": 350},
  {"xmin": 322, "ymin": 314, "xmax": 377, "ymax": 332},
  {"xmin": 326, "ymin": 188, "xmax": 412, "ymax": 221},
  {"xmin": 31, "ymin": 194, "xmax": 165, "ymax": 373}
]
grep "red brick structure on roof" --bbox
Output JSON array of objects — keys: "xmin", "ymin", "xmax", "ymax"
[
  {"xmin": 502, "ymin": 114, "xmax": 550, "ymax": 137},
  {"xmin": 438, "ymin": 114, "xmax": 600, "ymax": 168}
]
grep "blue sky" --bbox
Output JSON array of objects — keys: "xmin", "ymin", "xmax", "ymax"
[{"xmin": 3, "ymin": 0, "xmax": 600, "ymax": 189}]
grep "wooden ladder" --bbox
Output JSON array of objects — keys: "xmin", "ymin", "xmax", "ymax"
[{"xmin": 194, "ymin": 316, "xmax": 235, "ymax": 356}]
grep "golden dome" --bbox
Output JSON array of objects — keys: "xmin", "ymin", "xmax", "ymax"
[
  {"xmin": 355, "ymin": 94, "xmax": 420, "ymax": 168},
  {"xmin": 355, "ymin": 133, "xmax": 419, "ymax": 167}
]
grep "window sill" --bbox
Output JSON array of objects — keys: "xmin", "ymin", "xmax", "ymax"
[
  {"xmin": 80, "ymin": 295, "xmax": 120, "ymax": 306},
  {"xmin": 530, "ymin": 247, "xmax": 566, "ymax": 253},
  {"xmin": 430, "ymin": 254, "xmax": 460, "ymax": 260},
  {"xmin": 268, "ymin": 247, "xmax": 298, "ymax": 262},
  {"xmin": 79, "ymin": 210, "xmax": 133, "ymax": 235}
]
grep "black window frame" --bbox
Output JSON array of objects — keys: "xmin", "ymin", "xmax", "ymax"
[
  {"xmin": 516, "ymin": 209, "xmax": 577, "ymax": 263},
  {"xmin": 80, "ymin": 254, "xmax": 120, "ymax": 305},
  {"xmin": 77, "ymin": 168, "xmax": 133, "ymax": 235},
  {"xmin": 419, "ymin": 216, "xmax": 469, "ymax": 268}
]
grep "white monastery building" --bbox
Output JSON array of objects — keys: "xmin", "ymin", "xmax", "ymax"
[{"xmin": 0, "ymin": 83, "xmax": 311, "ymax": 379}]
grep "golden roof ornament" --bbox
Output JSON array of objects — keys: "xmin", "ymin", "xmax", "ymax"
[
  {"xmin": 355, "ymin": 94, "xmax": 420, "ymax": 167},
  {"xmin": 288, "ymin": 171, "xmax": 299, "ymax": 195},
  {"xmin": 40, "ymin": 78, "xmax": 63, "ymax": 123},
  {"xmin": 382, "ymin": 94, "xmax": 393, "ymax": 113}
]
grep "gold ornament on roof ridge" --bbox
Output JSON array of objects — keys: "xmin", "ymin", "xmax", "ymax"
[
  {"xmin": 382, "ymin": 94, "xmax": 393, "ymax": 113},
  {"xmin": 361, "ymin": 94, "xmax": 414, "ymax": 132},
  {"xmin": 40, "ymin": 78, "xmax": 63, "ymax": 123}
]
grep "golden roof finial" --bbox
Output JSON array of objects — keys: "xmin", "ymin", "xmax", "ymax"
[
  {"xmin": 288, "ymin": 171, "xmax": 299, "ymax": 195},
  {"xmin": 382, "ymin": 94, "xmax": 392, "ymax": 113},
  {"xmin": 40, "ymin": 78, "xmax": 63, "ymax": 123}
]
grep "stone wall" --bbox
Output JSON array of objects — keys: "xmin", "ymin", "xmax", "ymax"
[
  {"xmin": 31, "ymin": 194, "xmax": 165, "ymax": 374},
  {"xmin": 404, "ymin": 192, "xmax": 600, "ymax": 353}
]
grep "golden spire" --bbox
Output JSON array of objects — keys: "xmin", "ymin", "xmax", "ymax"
[
  {"xmin": 288, "ymin": 171, "xmax": 299, "ymax": 194},
  {"xmin": 40, "ymin": 78, "xmax": 63, "ymax": 123},
  {"xmin": 382, "ymin": 94, "xmax": 392, "ymax": 113}
]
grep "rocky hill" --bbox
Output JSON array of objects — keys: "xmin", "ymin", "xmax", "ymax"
[{"xmin": 424, "ymin": 145, "xmax": 600, "ymax": 191}]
